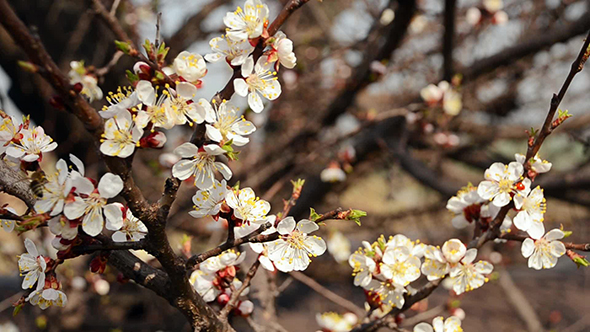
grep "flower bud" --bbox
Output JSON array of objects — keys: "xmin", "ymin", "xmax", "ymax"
[{"xmin": 140, "ymin": 131, "xmax": 167, "ymax": 149}]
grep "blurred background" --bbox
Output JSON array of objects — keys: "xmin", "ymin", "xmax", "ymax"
[{"xmin": 1, "ymin": 0, "xmax": 590, "ymax": 331}]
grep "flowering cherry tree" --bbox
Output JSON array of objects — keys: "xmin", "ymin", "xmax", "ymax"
[{"xmin": 0, "ymin": 0, "xmax": 588, "ymax": 331}]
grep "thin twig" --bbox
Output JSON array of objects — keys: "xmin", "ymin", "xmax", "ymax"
[
  {"xmin": 290, "ymin": 271, "xmax": 365, "ymax": 317},
  {"xmin": 220, "ymin": 260, "xmax": 260, "ymax": 318}
]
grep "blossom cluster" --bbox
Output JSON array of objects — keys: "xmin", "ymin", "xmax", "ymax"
[
  {"xmin": 349, "ymin": 235, "xmax": 492, "ymax": 316},
  {"xmin": 190, "ymin": 249, "xmax": 254, "ymax": 316},
  {"xmin": 0, "ymin": 113, "xmax": 57, "ymax": 163},
  {"xmin": 447, "ymin": 153, "xmax": 566, "ymax": 270}
]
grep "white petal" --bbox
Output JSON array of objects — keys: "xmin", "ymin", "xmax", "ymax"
[
  {"xmin": 521, "ymin": 238, "xmax": 535, "ymax": 258},
  {"xmin": 98, "ymin": 173, "xmax": 124, "ymax": 199},
  {"xmin": 277, "ymin": 217, "xmax": 296, "ymax": 235}
]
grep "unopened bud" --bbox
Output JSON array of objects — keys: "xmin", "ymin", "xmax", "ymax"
[
  {"xmin": 140, "ymin": 131, "xmax": 167, "ymax": 149},
  {"xmin": 17, "ymin": 61, "xmax": 38, "ymax": 73}
]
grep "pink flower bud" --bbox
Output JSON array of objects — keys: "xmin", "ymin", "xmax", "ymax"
[{"xmin": 140, "ymin": 131, "xmax": 167, "ymax": 149}]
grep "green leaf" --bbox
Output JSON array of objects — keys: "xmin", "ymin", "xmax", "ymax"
[
  {"xmin": 12, "ymin": 304, "xmax": 23, "ymax": 317},
  {"xmin": 126, "ymin": 70, "xmax": 139, "ymax": 84},
  {"xmin": 309, "ymin": 207, "xmax": 321, "ymax": 222},
  {"xmin": 114, "ymin": 40, "xmax": 131, "ymax": 54},
  {"xmin": 573, "ymin": 256, "xmax": 590, "ymax": 268},
  {"xmin": 346, "ymin": 209, "xmax": 366, "ymax": 226}
]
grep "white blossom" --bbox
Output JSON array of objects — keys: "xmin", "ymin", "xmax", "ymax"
[
  {"xmin": 205, "ymin": 35, "xmax": 254, "ymax": 66},
  {"xmin": 225, "ymin": 187, "xmax": 270, "ymax": 224},
  {"xmin": 18, "ymin": 238, "xmax": 46, "ymax": 290},
  {"xmin": 173, "ymin": 51, "xmax": 207, "ymax": 83},
  {"xmin": 521, "ymin": 229, "xmax": 566, "ymax": 270},
  {"xmin": 364, "ymin": 279, "xmax": 407, "ymax": 309},
  {"xmin": 189, "ymin": 179, "xmax": 229, "ymax": 219},
  {"xmin": 205, "ymin": 100, "xmax": 256, "ymax": 146},
  {"xmin": 386, "ymin": 234, "xmax": 425, "ymax": 258},
  {"xmin": 26, "ymin": 288, "xmax": 67, "ymax": 310},
  {"xmin": 413, "ymin": 316, "xmax": 463, "ymax": 332},
  {"xmin": 171, "ymin": 143, "xmax": 232, "ymax": 190},
  {"xmin": 6, "ymin": 126, "xmax": 57, "ymax": 162},
  {"xmin": 234, "ymin": 56, "xmax": 281, "ymax": 113},
  {"xmin": 477, "ymin": 162, "xmax": 526, "ymax": 207},
  {"xmin": 69, "ymin": 61, "xmax": 103, "ymax": 102},
  {"xmin": 380, "ymin": 245, "xmax": 421, "ymax": 286},
  {"xmin": 164, "ymin": 82, "xmax": 205, "ymax": 126},
  {"xmin": 448, "ymin": 248, "xmax": 493, "ymax": 295},
  {"xmin": 34, "ymin": 159, "xmax": 72, "ymax": 216},
  {"xmin": 267, "ymin": 217, "xmax": 327, "ymax": 272},
  {"xmin": 446, "ymin": 185, "xmax": 484, "ymax": 229},
  {"xmin": 515, "ymin": 153, "xmax": 552, "ymax": 174},
  {"xmin": 269, "ymin": 31, "xmax": 297, "ymax": 69},
  {"xmin": 349, "ymin": 251, "xmax": 376, "ymax": 287},
  {"xmin": 63, "ymin": 172, "xmax": 124, "ymax": 236},
  {"xmin": 0, "ymin": 207, "xmax": 18, "ymax": 232},
  {"xmin": 190, "ymin": 270, "xmax": 219, "ymax": 302},
  {"xmin": 0, "ymin": 116, "xmax": 21, "ymax": 154},
  {"xmin": 104, "ymin": 204, "xmax": 148, "ymax": 242},
  {"xmin": 200, "ymin": 249, "xmax": 246, "ymax": 274},
  {"xmin": 101, "ymin": 87, "xmax": 139, "ymax": 119},
  {"xmin": 327, "ymin": 230, "xmax": 351, "ymax": 263},
  {"xmin": 316, "ymin": 312, "xmax": 358, "ymax": 332},
  {"xmin": 134, "ymin": 80, "xmax": 175, "ymax": 130},
  {"xmin": 100, "ymin": 109, "xmax": 144, "ymax": 158},
  {"xmin": 513, "ymin": 185, "xmax": 546, "ymax": 239},
  {"xmin": 48, "ymin": 217, "xmax": 79, "ymax": 240},
  {"xmin": 223, "ymin": 0, "xmax": 269, "ymax": 41}
]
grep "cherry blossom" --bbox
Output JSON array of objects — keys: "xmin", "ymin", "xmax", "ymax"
[
  {"xmin": 205, "ymin": 35, "xmax": 254, "ymax": 66},
  {"xmin": 0, "ymin": 116, "xmax": 21, "ymax": 154},
  {"xmin": 6, "ymin": 126, "xmax": 57, "ymax": 162},
  {"xmin": 63, "ymin": 172, "xmax": 124, "ymax": 236},
  {"xmin": 363, "ymin": 278, "xmax": 407, "ymax": 309},
  {"xmin": 101, "ymin": 86, "xmax": 139, "ymax": 119},
  {"xmin": 134, "ymin": 80, "xmax": 175, "ymax": 130},
  {"xmin": 100, "ymin": 109, "xmax": 144, "ymax": 158},
  {"xmin": 223, "ymin": 0, "xmax": 269, "ymax": 41},
  {"xmin": 26, "ymin": 289, "xmax": 67, "ymax": 310},
  {"xmin": 413, "ymin": 316, "xmax": 463, "ymax": 332},
  {"xmin": 515, "ymin": 153, "xmax": 552, "ymax": 174},
  {"xmin": 68, "ymin": 61, "xmax": 103, "ymax": 102},
  {"xmin": 349, "ymin": 250, "xmax": 376, "ymax": 287},
  {"xmin": 34, "ymin": 159, "xmax": 71, "ymax": 216},
  {"xmin": 477, "ymin": 161, "xmax": 526, "ymax": 207},
  {"xmin": 448, "ymin": 248, "xmax": 493, "ymax": 295},
  {"xmin": 171, "ymin": 143, "xmax": 232, "ymax": 190},
  {"xmin": 327, "ymin": 230, "xmax": 351, "ymax": 263},
  {"xmin": 446, "ymin": 184, "xmax": 485, "ymax": 229},
  {"xmin": 0, "ymin": 207, "xmax": 17, "ymax": 232},
  {"xmin": 266, "ymin": 217, "xmax": 327, "ymax": 272},
  {"xmin": 189, "ymin": 179, "xmax": 229, "ymax": 219},
  {"xmin": 205, "ymin": 100, "xmax": 256, "ymax": 146},
  {"xmin": 104, "ymin": 204, "xmax": 148, "ymax": 242},
  {"xmin": 18, "ymin": 238, "xmax": 46, "ymax": 290},
  {"xmin": 386, "ymin": 234, "xmax": 425, "ymax": 258},
  {"xmin": 521, "ymin": 229, "xmax": 566, "ymax": 270},
  {"xmin": 513, "ymin": 185, "xmax": 546, "ymax": 239},
  {"xmin": 49, "ymin": 216, "xmax": 79, "ymax": 240},
  {"xmin": 173, "ymin": 51, "xmax": 207, "ymax": 83},
  {"xmin": 163, "ymin": 82, "xmax": 205, "ymax": 126},
  {"xmin": 316, "ymin": 312, "xmax": 358, "ymax": 332},
  {"xmin": 225, "ymin": 187, "xmax": 270, "ymax": 224},
  {"xmin": 234, "ymin": 56, "xmax": 281, "ymax": 113},
  {"xmin": 380, "ymin": 245, "xmax": 421, "ymax": 286},
  {"xmin": 268, "ymin": 31, "xmax": 297, "ymax": 69}
]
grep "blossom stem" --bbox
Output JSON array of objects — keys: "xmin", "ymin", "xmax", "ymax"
[{"xmin": 219, "ymin": 260, "xmax": 260, "ymax": 318}]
